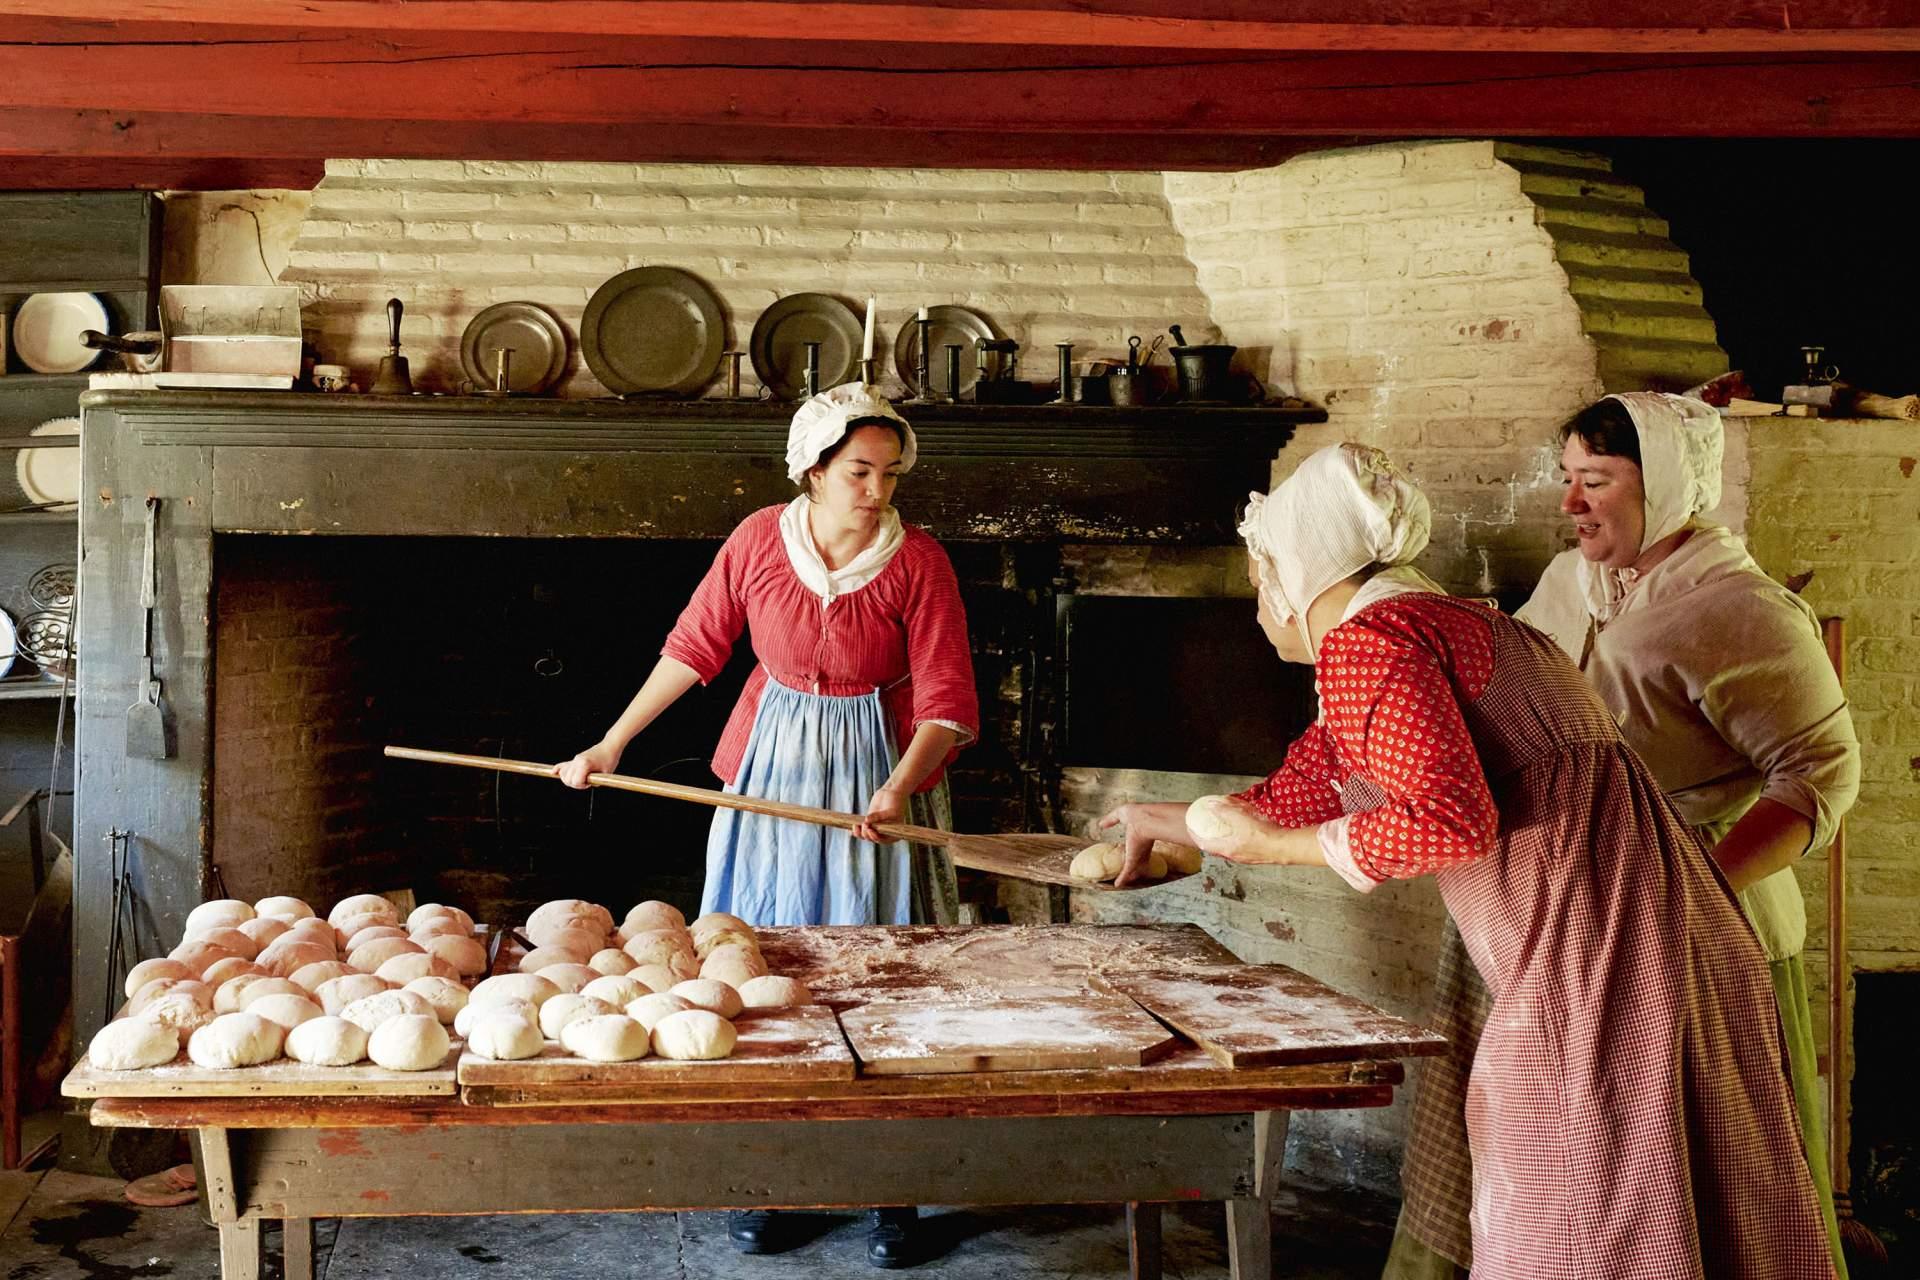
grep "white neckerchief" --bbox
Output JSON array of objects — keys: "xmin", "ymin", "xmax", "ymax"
[
  {"xmin": 1339, "ymin": 564, "xmax": 1447, "ymax": 625},
  {"xmin": 778, "ymin": 495, "xmax": 905, "ymax": 605}
]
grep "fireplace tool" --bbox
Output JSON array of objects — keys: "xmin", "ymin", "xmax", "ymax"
[
  {"xmin": 126, "ymin": 497, "xmax": 172, "ymax": 760},
  {"xmin": 384, "ymin": 745, "xmax": 1196, "ymax": 892}
]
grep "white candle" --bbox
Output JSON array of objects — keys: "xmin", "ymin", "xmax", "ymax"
[
  {"xmin": 917, "ymin": 306, "xmax": 929, "ymax": 322},
  {"xmin": 863, "ymin": 296, "xmax": 876, "ymax": 363}
]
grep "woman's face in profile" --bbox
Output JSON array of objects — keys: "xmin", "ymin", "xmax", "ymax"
[{"xmin": 1250, "ymin": 556, "xmax": 1312, "ymax": 664}]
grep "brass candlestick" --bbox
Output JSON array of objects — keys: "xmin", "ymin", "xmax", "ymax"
[
  {"xmin": 859, "ymin": 356, "xmax": 876, "ymax": 388},
  {"xmin": 1055, "ymin": 342, "xmax": 1074, "ymax": 404}
]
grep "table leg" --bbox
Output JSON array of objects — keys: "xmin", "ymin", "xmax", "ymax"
[
  {"xmin": 1127, "ymin": 1202, "xmax": 1163, "ymax": 1280},
  {"xmin": 218, "ymin": 1218, "xmax": 262, "ymax": 1280},
  {"xmin": 1226, "ymin": 1110, "xmax": 1290, "ymax": 1280},
  {"xmin": 282, "ymin": 1217, "xmax": 315, "ymax": 1280}
]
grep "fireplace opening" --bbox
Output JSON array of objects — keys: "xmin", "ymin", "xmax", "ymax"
[{"xmin": 1850, "ymin": 971, "xmax": 1918, "ymax": 1267}]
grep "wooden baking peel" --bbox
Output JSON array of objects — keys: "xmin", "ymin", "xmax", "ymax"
[{"xmin": 384, "ymin": 745, "xmax": 1187, "ymax": 892}]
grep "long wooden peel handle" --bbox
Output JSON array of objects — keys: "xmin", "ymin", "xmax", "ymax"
[{"xmin": 382, "ymin": 745, "xmax": 949, "ymax": 845}]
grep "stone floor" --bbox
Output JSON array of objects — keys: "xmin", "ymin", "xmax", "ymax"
[{"xmin": 1, "ymin": 1162, "xmax": 1399, "ymax": 1279}]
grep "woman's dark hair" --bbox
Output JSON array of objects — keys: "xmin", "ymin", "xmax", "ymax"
[
  {"xmin": 797, "ymin": 417, "xmax": 908, "ymax": 498},
  {"xmin": 1559, "ymin": 398, "xmax": 1642, "ymax": 467}
]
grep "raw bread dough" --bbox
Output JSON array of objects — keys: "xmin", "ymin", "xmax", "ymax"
[
  {"xmin": 129, "ymin": 977, "xmax": 210, "ymax": 1014},
  {"xmin": 124, "ymin": 957, "xmax": 194, "ymax": 998},
  {"xmin": 528, "ymin": 923, "xmax": 604, "ymax": 957},
  {"xmin": 456, "ymin": 996, "xmax": 535, "ymax": 1039},
  {"xmin": 1184, "ymin": 794, "xmax": 1249, "ymax": 844},
  {"xmin": 184, "ymin": 899, "xmax": 255, "ymax": 935},
  {"xmin": 236, "ymin": 917, "xmax": 291, "ymax": 951},
  {"xmin": 201, "ymin": 958, "xmax": 266, "ymax": 989},
  {"xmin": 622, "ymin": 900, "xmax": 686, "ymax": 933},
  {"xmin": 689, "ymin": 912, "xmax": 749, "ymax": 939},
  {"xmin": 650, "ymin": 1009, "xmax": 737, "ymax": 1061},
  {"xmin": 518, "ymin": 944, "xmax": 589, "ymax": 973},
  {"xmin": 190, "ymin": 926, "xmax": 259, "ymax": 959},
  {"xmin": 138, "ymin": 992, "xmax": 215, "ymax": 1036},
  {"xmin": 348, "ymin": 936, "xmax": 424, "ymax": 972},
  {"xmin": 421, "ymin": 934, "xmax": 488, "ymax": 977},
  {"xmin": 624, "ymin": 991, "xmax": 693, "ymax": 1032},
  {"xmin": 466, "ymin": 1011, "xmax": 543, "ymax": 1061},
  {"xmin": 1068, "ymin": 842, "xmax": 1125, "ymax": 882},
  {"xmin": 344, "ymin": 923, "xmax": 407, "ymax": 952},
  {"xmin": 170, "ymin": 939, "xmax": 244, "ymax": 976},
  {"xmin": 579, "ymin": 975, "xmax": 649, "ymax": 1010},
  {"xmin": 669, "ymin": 978, "xmax": 744, "ymax": 1019},
  {"xmin": 737, "ymin": 975, "xmax": 811, "ymax": 1010},
  {"xmin": 188, "ymin": 1012, "xmax": 285, "ymax": 1068},
  {"xmin": 470, "ymin": 972, "xmax": 561, "ymax": 1009},
  {"xmin": 253, "ymin": 895, "xmax": 314, "ymax": 921},
  {"xmin": 376, "ymin": 952, "xmax": 457, "ymax": 986},
  {"xmin": 256, "ymin": 939, "xmax": 336, "ymax": 978},
  {"xmin": 289, "ymin": 961, "xmax": 357, "ymax": 994},
  {"xmin": 283, "ymin": 918, "xmax": 338, "ymax": 950},
  {"xmin": 248, "ymin": 993, "xmax": 324, "ymax": 1031},
  {"xmin": 588, "ymin": 948, "xmax": 638, "ymax": 976},
  {"xmin": 214, "ymin": 973, "xmax": 275, "ymax": 1014},
  {"xmin": 406, "ymin": 903, "xmax": 474, "ymax": 933},
  {"xmin": 340, "ymin": 989, "xmax": 434, "ymax": 1034},
  {"xmin": 538, "ymin": 993, "xmax": 618, "ymax": 1040},
  {"xmin": 367, "ymin": 1013, "xmax": 450, "ymax": 1071},
  {"xmin": 1161, "ymin": 843, "xmax": 1205, "ymax": 875},
  {"xmin": 285, "ymin": 1015, "xmax": 369, "ymax": 1066},
  {"xmin": 700, "ymin": 944, "xmax": 768, "ymax": 986},
  {"xmin": 327, "ymin": 894, "xmax": 400, "ymax": 929},
  {"xmin": 317, "ymin": 973, "xmax": 393, "ymax": 1015},
  {"xmin": 89, "ymin": 1018, "xmax": 180, "ymax": 1070},
  {"xmin": 693, "ymin": 929, "xmax": 759, "ymax": 960},
  {"xmin": 537, "ymin": 964, "xmax": 600, "ymax": 995},
  {"xmin": 527, "ymin": 898, "xmax": 614, "ymax": 938},
  {"xmin": 410, "ymin": 917, "xmax": 469, "ymax": 942},
  {"xmin": 560, "ymin": 1014, "xmax": 650, "ymax": 1062},
  {"xmin": 235, "ymin": 978, "xmax": 307, "ymax": 1008},
  {"xmin": 622, "ymin": 929, "xmax": 696, "ymax": 968},
  {"xmin": 403, "ymin": 976, "xmax": 470, "ymax": 1025}
]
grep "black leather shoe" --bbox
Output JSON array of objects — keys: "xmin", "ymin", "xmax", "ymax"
[
  {"xmin": 728, "ymin": 1209, "xmax": 780, "ymax": 1254},
  {"xmin": 865, "ymin": 1207, "xmax": 917, "ymax": 1269}
]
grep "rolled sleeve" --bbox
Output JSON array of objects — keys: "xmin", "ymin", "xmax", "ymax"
[{"xmin": 1317, "ymin": 816, "xmax": 1381, "ymax": 894}]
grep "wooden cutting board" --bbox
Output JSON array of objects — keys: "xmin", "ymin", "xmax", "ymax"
[
  {"xmin": 456, "ymin": 1004, "xmax": 855, "ymax": 1087},
  {"xmin": 1100, "ymin": 965, "xmax": 1447, "ymax": 1069},
  {"xmin": 838, "ymin": 995, "xmax": 1179, "ymax": 1075},
  {"xmin": 62, "ymin": 1045, "xmax": 459, "ymax": 1098}
]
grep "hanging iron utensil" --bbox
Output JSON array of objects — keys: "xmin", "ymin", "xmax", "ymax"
[
  {"xmin": 1126, "ymin": 334, "xmax": 1143, "ymax": 372},
  {"xmin": 125, "ymin": 497, "xmax": 172, "ymax": 760}
]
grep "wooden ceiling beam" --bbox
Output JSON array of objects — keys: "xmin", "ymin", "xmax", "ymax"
[{"xmin": 3, "ymin": 1, "xmax": 1918, "ymax": 53}]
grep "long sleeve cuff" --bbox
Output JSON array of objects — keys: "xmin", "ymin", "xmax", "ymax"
[{"xmin": 1317, "ymin": 816, "xmax": 1380, "ymax": 894}]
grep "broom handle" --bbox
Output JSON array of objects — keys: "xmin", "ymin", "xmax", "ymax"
[
  {"xmin": 382, "ymin": 745, "xmax": 950, "ymax": 845},
  {"xmin": 1821, "ymin": 617, "xmax": 1850, "ymax": 1200}
]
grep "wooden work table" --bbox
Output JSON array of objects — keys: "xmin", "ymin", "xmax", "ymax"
[{"xmin": 77, "ymin": 924, "xmax": 1442, "ymax": 1280}]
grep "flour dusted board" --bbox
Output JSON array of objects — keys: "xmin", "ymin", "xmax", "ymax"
[
  {"xmin": 838, "ymin": 996, "xmax": 1179, "ymax": 1075},
  {"xmin": 456, "ymin": 1004, "xmax": 855, "ymax": 1087},
  {"xmin": 1102, "ymin": 965, "xmax": 1447, "ymax": 1069},
  {"xmin": 62, "ymin": 1046, "xmax": 459, "ymax": 1098}
]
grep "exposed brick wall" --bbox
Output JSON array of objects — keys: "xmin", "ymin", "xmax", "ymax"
[{"xmin": 282, "ymin": 161, "xmax": 1217, "ymax": 397}]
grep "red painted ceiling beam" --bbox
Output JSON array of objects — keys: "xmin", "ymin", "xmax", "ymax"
[{"xmin": 4, "ymin": 0, "xmax": 1919, "ymax": 52}]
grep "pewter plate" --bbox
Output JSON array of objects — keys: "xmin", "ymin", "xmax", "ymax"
[
  {"xmin": 459, "ymin": 301, "xmax": 569, "ymax": 395},
  {"xmin": 581, "ymin": 267, "xmax": 726, "ymax": 397},
  {"xmin": 749, "ymin": 292, "xmax": 861, "ymax": 401},
  {"xmin": 892, "ymin": 304, "xmax": 997, "ymax": 399}
]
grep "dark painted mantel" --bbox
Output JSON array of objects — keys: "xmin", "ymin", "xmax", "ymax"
[{"xmin": 70, "ymin": 389, "xmax": 1311, "ymax": 1041}]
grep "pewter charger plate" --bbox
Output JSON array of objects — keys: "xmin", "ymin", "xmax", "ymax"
[
  {"xmin": 581, "ymin": 267, "xmax": 726, "ymax": 397},
  {"xmin": 892, "ymin": 304, "xmax": 997, "ymax": 398},
  {"xmin": 749, "ymin": 292, "xmax": 861, "ymax": 401},
  {"xmin": 459, "ymin": 301, "xmax": 569, "ymax": 395}
]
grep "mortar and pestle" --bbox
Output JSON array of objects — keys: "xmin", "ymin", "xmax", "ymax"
[
  {"xmin": 1167, "ymin": 323, "xmax": 1240, "ymax": 403},
  {"xmin": 370, "ymin": 298, "xmax": 414, "ymax": 395}
]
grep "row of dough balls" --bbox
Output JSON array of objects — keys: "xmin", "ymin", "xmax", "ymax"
[
  {"xmin": 514, "ymin": 901, "xmax": 772, "ymax": 994},
  {"xmin": 1068, "ymin": 840, "xmax": 1204, "ymax": 884},
  {"xmin": 89, "ymin": 894, "xmax": 485, "ymax": 1072}
]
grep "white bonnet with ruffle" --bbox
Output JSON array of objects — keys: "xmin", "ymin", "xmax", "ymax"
[{"xmin": 785, "ymin": 382, "xmax": 917, "ymax": 484}]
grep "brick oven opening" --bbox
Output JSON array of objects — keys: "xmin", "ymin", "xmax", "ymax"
[{"xmin": 1850, "ymin": 972, "xmax": 1918, "ymax": 1266}]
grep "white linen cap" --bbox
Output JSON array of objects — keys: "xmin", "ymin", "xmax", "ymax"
[{"xmin": 785, "ymin": 382, "xmax": 917, "ymax": 484}]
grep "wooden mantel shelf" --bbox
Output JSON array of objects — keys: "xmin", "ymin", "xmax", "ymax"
[{"xmin": 81, "ymin": 389, "xmax": 1313, "ymax": 544}]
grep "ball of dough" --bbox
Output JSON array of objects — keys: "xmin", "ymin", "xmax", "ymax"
[
  {"xmin": 689, "ymin": 911, "xmax": 750, "ymax": 939},
  {"xmin": 560, "ymin": 1014, "xmax": 650, "ymax": 1063},
  {"xmin": 214, "ymin": 973, "xmax": 275, "ymax": 1013},
  {"xmin": 737, "ymin": 975, "xmax": 811, "ymax": 1011},
  {"xmin": 256, "ymin": 939, "xmax": 336, "ymax": 978},
  {"xmin": 624, "ymin": 991, "xmax": 693, "ymax": 1032},
  {"xmin": 285, "ymin": 1015, "xmax": 369, "ymax": 1066},
  {"xmin": 139, "ymin": 992, "xmax": 216, "ymax": 1036},
  {"xmin": 348, "ymin": 937, "xmax": 424, "ymax": 973},
  {"xmin": 89, "ymin": 1017, "xmax": 180, "ymax": 1070},
  {"xmin": 283, "ymin": 918, "xmax": 338, "ymax": 951},
  {"xmin": 169, "ymin": 938, "xmax": 244, "ymax": 977},
  {"xmin": 188, "ymin": 1012, "xmax": 284, "ymax": 1068},
  {"xmin": 587, "ymin": 948, "xmax": 638, "ymax": 976},
  {"xmin": 130, "ymin": 977, "xmax": 211, "ymax": 1015},
  {"xmin": 530, "ymin": 924, "xmax": 605, "ymax": 958},
  {"xmin": 410, "ymin": 918, "xmax": 470, "ymax": 943},
  {"xmin": 336, "ymin": 911, "xmax": 400, "ymax": 948},
  {"xmin": 622, "ymin": 900, "xmax": 686, "ymax": 933},
  {"xmin": 328, "ymin": 894, "xmax": 399, "ymax": 929},
  {"xmin": 700, "ymin": 944, "xmax": 769, "ymax": 986},
  {"xmin": 406, "ymin": 903, "xmax": 474, "ymax": 934},
  {"xmin": 124, "ymin": 957, "xmax": 194, "ymax": 998},
  {"xmin": 317, "ymin": 973, "xmax": 393, "ymax": 1015},
  {"xmin": 201, "ymin": 957, "xmax": 267, "ymax": 989},
  {"xmin": 518, "ymin": 944, "xmax": 588, "ymax": 973},
  {"xmin": 527, "ymin": 898, "xmax": 613, "ymax": 939},
  {"xmin": 579, "ymin": 975, "xmax": 649, "ymax": 1010},
  {"xmin": 237, "ymin": 916, "xmax": 292, "ymax": 951},
  {"xmin": 376, "ymin": 952, "xmax": 457, "ymax": 986},
  {"xmin": 538, "ymin": 993, "xmax": 618, "ymax": 1040},
  {"xmin": 694, "ymin": 929, "xmax": 760, "ymax": 961},
  {"xmin": 466, "ymin": 1011, "xmax": 543, "ymax": 1061},
  {"xmin": 622, "ymin": 929, "xmax": 696, "ymax": 968},
  {"xmin": 184, "ymin": 899, "xmax": 255, "ymax": 935},
  {"xmin": 340, "ymin": 989, "xmax": 434, "ymax": 1034},
  {"xmin": 629, "ymin": 960, "xmax": 695, "ymax": 993},
  {"xmin": 345, "ymin": 923, "xmax": 407, "ymax": 953},
  {"xmin": 1069, "ymin": 841, "xmax": 1124, "ymax": 882},
  {"xmin": 248, "ymin": 992, "xmax": 324, "ymax": 1031},
  {"xmin": 456, "ymin": 996, "xmax": 535, "ymax": 1039},
  {"xmin": 670, "ymin": 978, "xmax": 744, "ymax": 1019},
  {"xmin": 1161, "ymin": 843, "xmax": 1205, "ymax": 875},
  {"xmin": 420, "ymin": 934, "xmax": 488, "ymax": 977},
  {"xmin": 190, "ymin": 925, "xmax": 259, "ymax": 960},
  {"xmin": 403, "ymin": 976, "xmax": 470, "ymax": 1025},
  {"xmin": 289, "ymin": 960, "xmax": 357, "ymax": 994},
  {"xmin": 367, "ymin": 1013, "xmax": 450, "ymax": 1071},
  {"xmin": 470, "ymin": 972, "xmax": 561, "ymax": 1010},
  {"xmin": 537, "ymin": 964, "xmax": 600, "ymax": 995},
  {"xmin": 651, "ymin": 1008, "xmax": 737, "ymax": 1061},
  {"xmin": 235, "ymin": 978, "xmax": 307, "ymax": 1008},
  {"xmin": 253, "ymin": 895, "xmax": 314, "ymax": 921}
]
